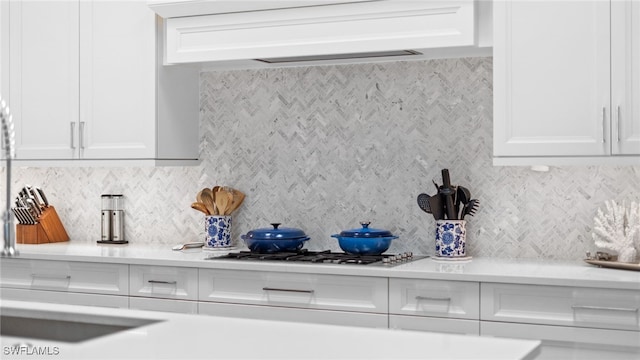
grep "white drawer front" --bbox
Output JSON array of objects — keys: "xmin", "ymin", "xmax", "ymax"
[
  {"xmin": 199, "ymin": 269, "xmax": 387, "ymax": 314},
  {"xmin": 389, "ymin": 314, "xmax": 480, "ymax": 335},
  {"xmin": 0, "ymin": 259, "xmax": 128, "ymax": 295},
  {"xmin": 1, "ymin": 288, "xmax": 129, "ymax": 308},
  {"xmin": 389, "ymin": 278, "xmax": 479, "ymax": 320},
  {"xmin": 130, "ymin": 265, "xmax": 198, "ymax": 300},
  {"xmin": 130, "ymin": 297, "xmax": 198, "ymax": 314},
  {"xmin": 198, "ymin": 302, "xmax": 388, "ymax": 328},
  {"xmin": 481, "ymin": 321, "xmax": 640, "ymax": 360},
  {"xmin": 481, "ymin": 283, "xmax": 640, "ymax": 331}
]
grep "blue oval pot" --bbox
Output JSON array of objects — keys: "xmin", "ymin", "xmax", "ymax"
[
  {"xmin": 241, "ymin": 235, "xmax": 310, "ymax": 253},
  {"xmin": 330, "ymin": 235, "xmax": 399, "ymax": 255}
]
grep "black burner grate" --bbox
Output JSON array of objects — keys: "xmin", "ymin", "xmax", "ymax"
[{"xmin": 216, "ymin": 249, "xmax": 389, "ymax": 265}]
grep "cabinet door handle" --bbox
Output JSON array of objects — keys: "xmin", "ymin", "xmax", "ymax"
[
  {"xmin": 602, "ymin": 107, "xmax": 606, "ymax": 143},
  {"xmin": 572, "ymin": 305, "xmax": 638, "ymax": 313},
  {"xmin": 415, "ymin": 295, "xmax": 451, "ymax": 302},
  {"xmin": 79, "ymin": 121, "xmax": 85, "ymax": 149},
  {"xmin": 148, "ymin": 280, "xmax": 177, "ymax": 285},
  {"xmin": 262, "ymin": 287, "xmax": 314, "ymax": 294},
  {"xmin": 70, "ymin": 122, "xmax": 76, "ymax": 149},
  {"xmin": 616, "ymin": 105, "xmax": 621, "ymax": 142},
  {"xmin": 31, "ymin": 274, "xmax": 71, "ymax": 280}
]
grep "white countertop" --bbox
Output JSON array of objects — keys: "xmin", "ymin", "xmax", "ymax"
[
  {"xmin": 1, "ymin": 300, "xmax": 540, "ymax": 360},
  {"xmin": 9, "ymin": 242, "xmax": 640, "ymax": 290}
]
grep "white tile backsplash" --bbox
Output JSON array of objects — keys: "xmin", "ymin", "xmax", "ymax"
[{"xmin": 6, "ymin": 57, "xmax": 640, "ymax": 260}]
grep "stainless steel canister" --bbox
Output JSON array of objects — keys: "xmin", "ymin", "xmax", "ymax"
[
  {"xmin": 110, "ymin": 195, "xmax": 125, "ymax": 242},
  {"xmin": 101, "ymin": 195, "xmax": 113, "ymax": 241}
]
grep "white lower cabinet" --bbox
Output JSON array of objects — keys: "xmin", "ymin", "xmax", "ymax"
[
  {"xmin": 129, "ymin": 265, "xmax": 198, "ymax": 314},
  {"xmin": 388, "ymin": 278, "xmax": 480, "ymax": 335},
  {"xmin": 198, "ymin": 268, "xmax": 388, "ymax": 327},
  {"xmin": 481, "ymin": 283, "xmax": 640, "ymax": 359}
]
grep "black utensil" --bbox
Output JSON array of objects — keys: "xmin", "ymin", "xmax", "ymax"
[
  {"xmin": 440, "ymin": 169, "xmax": 457, "ymax": 220},
  {"xmin": 417, "ymin": 193, "xmax": 432, "ymax": 214},
  {"xmin": 462, "ymin": 199, "xmax": 479, "ymax": 219},
  {"xmin": 456, "ymin": 186, "xmax": 471, "ymax": 219},
  {"xmin": 427, "ymin": 194, "xmax": 444, "ymax": 220}
]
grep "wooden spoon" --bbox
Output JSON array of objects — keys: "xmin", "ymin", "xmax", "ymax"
[
  {"xmin": 226, "ymin": 189, "xmax": 245, "ymax": 214},
  {"xmin": 200, "ymin": 188, "xmax": 217, "ymax": 215},
  {"xmin": 191, "ymin": 202, "xmax": 209, "ymax": 215},
  {"xmin": 215, "ymin": 188, "xmax": 229, "ymax": 216}
]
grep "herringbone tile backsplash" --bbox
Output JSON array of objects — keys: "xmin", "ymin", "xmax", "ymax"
[{"xmin": 7, "ymin": 57, "xmax": 640, "ymax": 260}]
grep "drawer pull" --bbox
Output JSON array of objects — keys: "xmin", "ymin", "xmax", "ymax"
[
  {"xmin": 31, "ymin": 274, "xmax": 71, "ymax": 280},
  {"xmin": 262, "ymin": 287, "xmax": 314, "ymax": 294},
  {"xmin": 148, "ymin": 280, "xmax": 177, "ymax": 285},
  {"xmin": 415, "ymin": 295, "xmax": 451, "ymax": 302},
  {"xmin": 572, "ymin": 305, "xmax": 639, "ymax": 313}
]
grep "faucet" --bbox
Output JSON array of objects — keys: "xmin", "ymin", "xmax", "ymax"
[{"xmin": 1, "ymin": 96, "xmax": 17, "ymax": 257}]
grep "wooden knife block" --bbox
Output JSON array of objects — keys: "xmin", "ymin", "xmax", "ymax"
[{"xmin": 16, "ymin": 206, "xmax": 69, "ymax": 244}]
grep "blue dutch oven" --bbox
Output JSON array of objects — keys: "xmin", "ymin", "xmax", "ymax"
[
  {"xmin": 241, "ymin": 223, "xmax": 310, "ymax": 253},
  {"xmin": 331, "ymin": 222, "xmax": 399, "ymax": 255}
]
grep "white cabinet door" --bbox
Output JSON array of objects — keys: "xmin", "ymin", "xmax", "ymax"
[
  {"xmin": 9, "ymin": 0, "xmax": 79, "ymax": 159},
  {"xmin": 493, "ymin": 0, "xmax": 611, "ymax": 158},
  {"xmin": 612, "ymin": 0, "xmax": 640, "ymax": 155},
  {"xmin": 79, "ymin": 0, "xmax": 156, "ymax": 159}
]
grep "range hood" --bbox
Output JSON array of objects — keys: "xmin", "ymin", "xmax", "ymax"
[{"xmin": 148, "ymin": 0, "xmax": 492, "ymax": 69}]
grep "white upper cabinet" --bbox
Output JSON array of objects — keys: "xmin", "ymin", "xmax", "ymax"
[
  {"xmin": 493, "ymin": 0, "xmax": 640, "ymax": 165},
  {"xmin": 9, "ymin": 1, "xmax": 79, "ymax": 159},
  {"xmin": 612, "ymin": 0, "xmax": 640, "ymax": 155},
  {"xmin": 4, "ymin": 0, "xmax": 199, "ymax": 164}
]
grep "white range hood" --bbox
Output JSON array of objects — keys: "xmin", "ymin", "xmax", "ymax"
[{"xmin": 148, "ymin": 0, "xmax": 492, "ymax": 70}]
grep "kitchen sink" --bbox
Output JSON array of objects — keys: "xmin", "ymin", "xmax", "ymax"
[{"xmin": 0, "ymin": 307, "xmax": 161, "ymax": 343}]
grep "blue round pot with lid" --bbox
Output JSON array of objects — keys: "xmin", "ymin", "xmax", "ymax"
[
  {"xmin": 241, "ymin": 223, "xmax": 310, "ymax": 253},
  {"xmin": 331, "ymin": 222, "xmax": 399, "ymax": 255}
]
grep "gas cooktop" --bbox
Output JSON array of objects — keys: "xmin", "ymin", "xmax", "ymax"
[{"xmin": 207, "ymin": 249, "xmax": 426, "ymax": 266}]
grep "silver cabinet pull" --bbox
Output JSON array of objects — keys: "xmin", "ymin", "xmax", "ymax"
[
  {"xmin": 262, "ymin": 287, "xmax": 314, "ymax": 294},
  {"xmin": 616, "ymin": 105, "xmax": 621, "ymax": 142},
  {"xmin": 415, "ymin": 295, "xmax": 451, "ymax": 302},
  {"xmin": 31, "ymin": 274, "xmax": 71, "ymax": 280},
  {"xmin": 148, "ymin": 280, "xmax": 177, "ymax": 285},
  {"xmin": 79, "ymin": 121, "xmax": 85, "ymax": 149},
  {"xmin": 572, "ymin": 305, "xmax": 638, "ymax": 313},
  {"xmin": 602, "ymin": 107, "xmax": 606, "ymax": 143},
  {"xmin": 70, "ymin": 122, "xmax": 76, "ymax": 149}
]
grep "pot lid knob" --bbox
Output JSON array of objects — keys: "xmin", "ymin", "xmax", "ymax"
[
  {"xmin": 270, "ymin": 223, "xmax": 281, "ymax": 230},
  {"xmin": 360, "ymin": 221, "xmax": 371, "ymax": 228}
]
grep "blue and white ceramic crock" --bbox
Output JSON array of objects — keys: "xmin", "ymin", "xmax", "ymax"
[
  {"xmin": 205, "ymin": 215, "xmax": 232, "ymax": 248},
  {"xmin": 435, "ymin": 219, "xmax": 466, "ymax": 257}
]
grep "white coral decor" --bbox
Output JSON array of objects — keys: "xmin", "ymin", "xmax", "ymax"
[{"xmin": 592, "ymin": 200, "xmax": 640, "ymax": 263}]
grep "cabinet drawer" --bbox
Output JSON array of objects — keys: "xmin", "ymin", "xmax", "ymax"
[
  {"xmin": 199, "ymin": 269, "xmax": 387, "ymax": 314},
  {"xmin": 130, "ymin": 265, "xmax": 198, "ymax": 300},
  {"xmin": 1, "ymin": 288, "xmax": 129, "ymax": 308},
  {"xmin": 130, "ymin": 297, "xmax": 198, "ymax": 314},
  {"xmin": 481, "ymin": 321, "xmax": 640, "ymax": 360},
  {"xmin": 389, "ymin": 315, "xmax": 479, "ymax": 335},
  {"xmin": 481, "ymin": 283, "xmax": 640, "ymax": 331},
  {"xmin": 0, "ymin": 259, "xmax": 128, "ymax": 295},
  {"xmin": 198, "ymin": 302, "xmax": 388, "ymax": 328},
  {"xmin": 389, "ymin": 278, "xmax": 479, "ymax": 319}
]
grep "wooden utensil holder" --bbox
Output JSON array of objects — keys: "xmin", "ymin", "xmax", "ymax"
[{"xmin": 16, "ymin": 206, "xmax": 69, "ymax": 244}]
